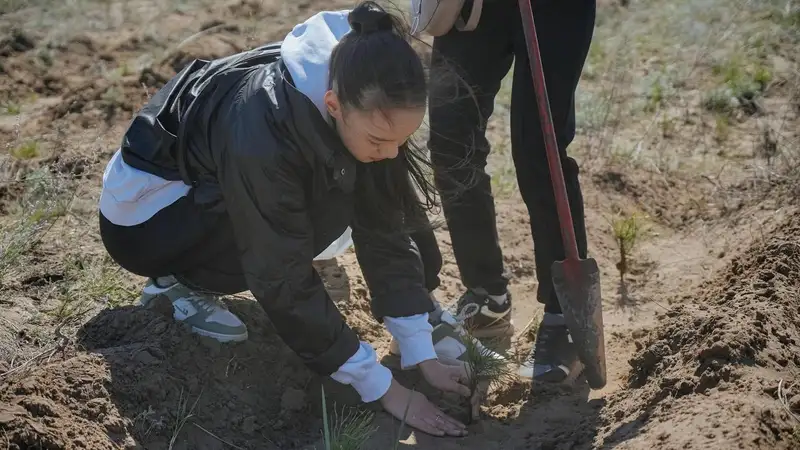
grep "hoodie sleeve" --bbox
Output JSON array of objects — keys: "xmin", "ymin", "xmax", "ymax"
[
  {"xmin": 216, "ymin": 129, "xmax": 362, "ymax": 376},
  {"xmin": 350, "ymin": 220, "xmax": 436, "ymax": 322}
]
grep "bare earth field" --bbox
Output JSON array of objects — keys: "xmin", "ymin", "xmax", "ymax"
[{"xmin": 1, "ymin": 0, "xmax": 799, "ymax": 449}]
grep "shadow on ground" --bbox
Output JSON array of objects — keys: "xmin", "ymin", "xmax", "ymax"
[
  {"xmin": 73, "ymin": 297, "xmax": 321, "ymax": 449},
  {"xmin": 63, "ymin": 258, "xmax": 356, "ymax": 449}
]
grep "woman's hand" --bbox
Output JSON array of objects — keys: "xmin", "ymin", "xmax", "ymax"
[
  {"xmin": 380, "ymin": 379, "xmax": 468, "ymax": 437},
  {"xmin": 418, "ymin": 359, "xmax": 472, "ymax": 397}
]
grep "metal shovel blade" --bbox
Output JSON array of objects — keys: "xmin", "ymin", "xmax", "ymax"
[{"xmin": 551, "ymin": 257, "xmax": 606, "ymax": 389}]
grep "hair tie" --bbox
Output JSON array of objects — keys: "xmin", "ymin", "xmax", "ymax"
[{"xmin": 349, "ymin": 2, "xmax": 393, "ymax": 34}]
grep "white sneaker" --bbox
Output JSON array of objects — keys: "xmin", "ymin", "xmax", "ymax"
[{"xmin": 139, "ymin": 277, "xmax": 248, "ymax": 343}]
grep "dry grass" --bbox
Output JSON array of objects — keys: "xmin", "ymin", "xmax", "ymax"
[
  {"xmin": 168, "ymin": 388, "xmax": 202, "ymax": 450},
  {"xmin": 0, "ymin": 167, "xmax": 72, "ymax": 283},
  {"xmin": 572, "ymin": 0, "xmax": 798, "ymax": 176},
  {"xmin": 47, "ymin": 254, "xmax": 137, "ymax": 325}
]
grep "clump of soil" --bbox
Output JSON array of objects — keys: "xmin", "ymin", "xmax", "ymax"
[
  {"xmin": 0, "ymin": 34, "xmax": 105, "ymax": 103},
  {"xmin": 591, "ymin": 169, "xmax": 727, "ymax": 228},
  {"xmin": 49, "ymin": 76, "xmax": 153, "ymax": 128},
  {"xmin": 0, "ymin": 29, "xmax": 36, "ymax": 57},
  {"xmin": 0, "ymin": 298, "xmax": 325, "ymax": 449},
  {"xmin": 601, "ymin": 212, "xmax": 800, "ymax": 449}
]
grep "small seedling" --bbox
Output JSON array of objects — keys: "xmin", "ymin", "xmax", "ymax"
[
  {"xmin": 611, "ymin": 212, "xmax": 649, "ymax": 283},
  {"xmin": 460, "ymin": 331, "xmax": 516, "ymax": 423},
  {"xmin": 11, "ymin": 141, "xmax": 39, "ymax": 160},
  {"xmin": 714, "ymin": 114, "xmax": 730, "ymax": 143},
  {"xmin": 644, "ymin": 79, "xmax": 664, "ymax": 113},
  {"xmin": 320, "ymin": 385, "xmax": 378, "ymax": 450},
  {"xmin": 2, "ymin": 102, "xmax": 20, "ymax": 115}
]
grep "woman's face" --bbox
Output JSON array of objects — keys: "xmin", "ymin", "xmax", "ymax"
[{"xmin": 324, "ymin": 90, "xmax": 425, "ymax": 163}]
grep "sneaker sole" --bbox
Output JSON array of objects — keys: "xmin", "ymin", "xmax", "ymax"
[
  {"xmin": 190, "ymin": 326, "xmax": 249, "ymax": 343},
  {"xmin": 531, "ymin": 360, "xmax": 585, "ymax": 385},
  {"xmin": 139, "ymin": 297, "xmax": 248, "ymax": 343}
]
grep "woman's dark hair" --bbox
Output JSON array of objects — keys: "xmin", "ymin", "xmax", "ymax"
[{"xmin": 328, "ymin": 1, "xmax": 438, "ymax": 234}]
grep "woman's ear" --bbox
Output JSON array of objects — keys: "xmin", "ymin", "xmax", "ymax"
[{"xmin": 324, "ymin": 90, "xmax": 343, "ymax": 120}]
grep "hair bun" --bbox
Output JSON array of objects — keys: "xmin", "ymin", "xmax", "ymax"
[{"xmin": 349, "ymin": 2, "xmax": 393, "ymax": 34}]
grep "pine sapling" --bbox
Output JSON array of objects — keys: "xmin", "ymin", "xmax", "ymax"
[
  {"xmin": 460, "ymin": 330, "xmax": 516, "ymax": 424},
  {"xmin": 611, "ymin": 212, "xmax": 648, "ymax": 283}
]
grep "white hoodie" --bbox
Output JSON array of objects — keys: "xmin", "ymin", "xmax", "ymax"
[{"xmin": 99, "ymin": 10, "xmax": 436, "ymax": 404}]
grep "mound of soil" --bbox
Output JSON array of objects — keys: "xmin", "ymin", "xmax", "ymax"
[
  {"xmin": 164, "ymin": 29, "xmax": 245, "ymax": 75},
  {"xmin": 49, "ymin": 76, "xmax": 153, "ymax": 128},
  {"xmin": 591, "ymin": 169, "xmax": 729, "ymax": 228},
  {"xmin": 0, "ymin": 29, "xmax": 35, "ymax": 58},
  {"xmin": 0, "ymin": 297, "xmax": 325, "ymax": 449},
  {"xmin": 601, "ymin": 212, "xmax": 800, "ymax": 449},
  {"xmin": 0, "ymin": 34, "xmax": 107, "ymax": 103}
]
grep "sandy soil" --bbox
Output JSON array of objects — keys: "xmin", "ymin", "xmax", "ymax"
[{"xmin": 1, "ymin": 0, "xmax": 799, "ymax": 449}]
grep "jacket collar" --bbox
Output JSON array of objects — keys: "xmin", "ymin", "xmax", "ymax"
[{"xmin": 271, "ymin": 63, "xmax": 357, "ymax": 193}]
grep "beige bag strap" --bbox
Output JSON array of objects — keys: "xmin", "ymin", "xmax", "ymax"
[{"xmin": 454, "ymin": 0, "xmax": 484, "ymax": 31}]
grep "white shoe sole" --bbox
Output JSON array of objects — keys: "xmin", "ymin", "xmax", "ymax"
[
  {"xmin": 189, "ymin": 325, "xmax": 249, "ymax": 343},
  {"xmin": 517, "ymin": 359, "xmax": 585, "ymax": 385}
]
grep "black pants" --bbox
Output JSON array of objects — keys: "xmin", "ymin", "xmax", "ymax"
[
  {"xmin": 428, "ymin": 0, "xmax": 596, "ymax": 312},
  {"xmin": 99, "ymin": 191, "xmax": 443, "ymax": 295}
]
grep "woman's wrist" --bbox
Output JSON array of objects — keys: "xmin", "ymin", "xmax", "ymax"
[
  {"xmin": 417, "ymin": 358, "xmax": 439, "ymax": 371},
  {"xmin": 379, "ymin": 377, "xmax": 404, "ymax": 404},
  {"xmin": 349, "ymin": 361, "xmax": 393, "ymax": 403}
]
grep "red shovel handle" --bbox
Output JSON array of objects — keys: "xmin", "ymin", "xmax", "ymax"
[{"xmin": 517, "ymin": 0, "xmax": 580, "ymax": 262}]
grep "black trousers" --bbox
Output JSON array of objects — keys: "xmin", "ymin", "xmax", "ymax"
[
  {"xmin": 99, "ymin": 192, "xmax": 443, "ymax": 295},
  {"xmin": 428, "ymin": 0, "xmax": 596, "ymax": 312}
]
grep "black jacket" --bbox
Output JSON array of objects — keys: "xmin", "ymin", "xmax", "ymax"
[{"xmin": 119, "ymin": 43, "xmax": 434, "ymax": 375}]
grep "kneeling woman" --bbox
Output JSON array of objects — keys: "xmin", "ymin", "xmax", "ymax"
[{"xmin": 98, "ymin": 1, "xmax": 470, "ymax": 437}]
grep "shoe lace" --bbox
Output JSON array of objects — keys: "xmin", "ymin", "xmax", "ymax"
[
  {"xmin": 444, "ymin": 302, "xmax": 481, "ymax": 335},
  {"xmin": 191, "ymin": 295, "xmax": 226, "ymax": 313},
  {"xmin": 454, "ymin": 302, "xmax": 480, "ymax": 322}
]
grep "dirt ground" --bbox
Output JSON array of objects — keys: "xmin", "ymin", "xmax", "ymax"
[{"xmin": 1, "ymin": 0, "xmax": 799, "ymax": 449}]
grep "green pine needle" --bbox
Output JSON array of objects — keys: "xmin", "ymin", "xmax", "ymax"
[
  {"xmin": 462, "ymin": 331, "xmax": 517, "ymax": 392},
  {"xmin": 320, "ymin": 385, "xmax": 378, "ymax": 450}
]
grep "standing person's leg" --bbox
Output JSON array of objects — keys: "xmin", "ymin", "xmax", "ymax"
[
  {"xmin": 99, "ymin": 192, "xmax": 249, "ymax": 342},
  {"xmin": 510, "ymin": 0, "xmax": 596, "ymax": 381},
  {"xmin": 428, "ymin": 0, "xmax": 517, "ymax": 338}
]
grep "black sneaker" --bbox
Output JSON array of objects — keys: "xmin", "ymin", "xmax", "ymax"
[
  {"xmin": 518, "ymin": 312, "xmax": 583, "ymax": 383},
  {"xmin": 452, "ymin": 288, "xmax": 515, "ymax": 339}
]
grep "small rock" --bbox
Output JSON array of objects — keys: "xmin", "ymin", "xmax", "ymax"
[
  {"xmin": 789, "ymin": 394, "xmax": 800, "ymax": 411},
  {"xmin": 133, "ymin": 350, "xmax": 159, "ymax": 365},
  {"xmin": 763, "ymin": 384, "xmax": 778, "ymax": 396},
  {"xmin": 280, "ymin": 388, "xmax": 306, "ymax": 412},
  {"xmin": 242, "ymin": 416, "xmax": 257, "ymax": 434},
  {"xmin": 200, "ymin": 337, "xmax": 221, "ymax": 355},
  {"xmin": 0, "ymin": 404, "xmax": 27, "ymax": 424}
]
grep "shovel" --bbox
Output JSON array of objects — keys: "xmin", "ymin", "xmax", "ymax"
[{"xmin": 517, "ymin": 0, "xmax": 607, "ymax": 389}]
